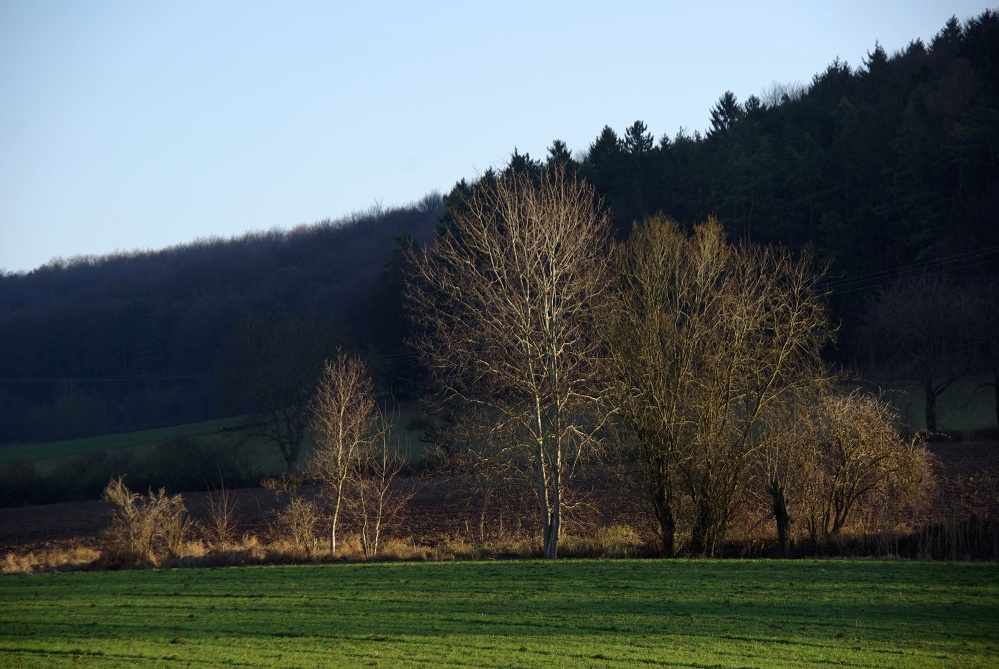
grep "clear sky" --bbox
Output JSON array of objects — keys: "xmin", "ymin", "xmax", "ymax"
[{"xmin": 0, "ymin": 1, "xmax": 993, "ymax": 273}]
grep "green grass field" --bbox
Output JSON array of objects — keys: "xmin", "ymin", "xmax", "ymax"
[
  {"xmin": 1, "ymin": 559, "xmax": 996, "ymax": 668},
  {"xmin": 0, "ymin": 411, "xmax": 431, "ymax": 476},
  {"xmin": 0, "ymin": 418, "xmax": 246, "ymax": 470},
  {"xmin": 882, "ymin": 377, "xmax": 997, "ymax": 432}
]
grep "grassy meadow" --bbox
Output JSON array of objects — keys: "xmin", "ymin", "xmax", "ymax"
[
  {"xmin": 0, "ymin": 418, "xmax": 245, "ymax": 472},
  {"xmin": 0, "ymin": 412, "xmax": 431, "ymax": 473},
  {"xmin": 1, "ymin": 559, "xmax": 997, "ymax": 668},
  {"xmin": 0, "ymin": 411, "xmax": 433, "ymax": 507},
  {"xmin": 880, "ymin": 377, "xmax": 997, "ymax": 433}
]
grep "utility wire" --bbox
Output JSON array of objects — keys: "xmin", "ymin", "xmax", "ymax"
[{"xmin": 820, "ymin": 245, "xmax": 999, "ymax": 295}]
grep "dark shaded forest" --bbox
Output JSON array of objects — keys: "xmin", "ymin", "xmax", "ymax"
[
  {"xmin": 0, "ymin": 197, "xmax": 441, "ymax": 443},
  {"xmin": 2, "ymin": 11, "xmax": 997, "ymax": 446}
]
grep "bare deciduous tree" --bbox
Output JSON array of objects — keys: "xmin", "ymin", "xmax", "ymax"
[
  {"xmin": 221, "ymin": 312, "xmax": 339, "ymax": 474},
  {"xmin": 308, "ymin": 351, "xmax": 414, "ymax": 559},
  {"xmin": 975, "ymin": 278, "xmax": 999, "ymax": 428},
  {"xmin": 610, "ymin": 217, "xmax": 829, "ymax": 556},
  {"xmin": 308, "ymin": 351, "xmax": 377, "ymax": 555},
  {"xmin": 793, "ymin": 388, "xmax": 935, "ymax": 547},
  {"xmin": 862, "ymin": 274, "xmax": 977, "ymax": 432},
  {"xmin": 348, "ymin": 423, "xmax": 414, "ymax": 559},
  {"xmin": 407, "ymin": 166, "xmax": 615, "ymax": 559}
]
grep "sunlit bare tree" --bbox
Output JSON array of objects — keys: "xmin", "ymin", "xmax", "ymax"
[
  {"xmin": 308, "ymin": 350, "xmax": 377, "ymax": 555},
  {"xmin": 407, "ymin": 166, "xmax": 616, "ymax": 559},
  {"xmin": 794, "ymin": 388, "xmax": 935, "ymax": 546},
  {"xmin": 347, "ymin": 421, "xmax": 413, "ymax": 559},
  {"xmin": 610, "ymin": 217, "xmax": 829, "ymax": 556}
]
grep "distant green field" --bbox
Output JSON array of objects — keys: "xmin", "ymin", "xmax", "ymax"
[
  {"xmin": 883, "ymin": 377, "xmax": 997, "ymax": 432},
  {"xmin": 1, "ymin": 559, "xmax": 996, "ymax": 668},
  {"xmin": 0, "ymin": 418, "xmax": 243, "ymax": 468},
  {"xmin": 0, "ymin": 411, "xmax": 431, "ymax": 475}
]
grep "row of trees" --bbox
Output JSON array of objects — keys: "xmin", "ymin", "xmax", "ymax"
[
  {"xmin": 2, "ymin": 11, "xmax": 994, "ymax": 447},
  {"xmin": 402, "ymin": 166, "xmax": 933, "ymax": 558},
  {"xmin": 565, "ymin": 11, "xmax": 999, "ymax": 298}
]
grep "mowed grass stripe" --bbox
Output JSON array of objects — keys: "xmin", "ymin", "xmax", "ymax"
[{"xmin": 1, "ymin": 559, "xmax": 996, "ymax": 668}]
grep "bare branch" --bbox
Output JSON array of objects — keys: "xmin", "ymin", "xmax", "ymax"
[{"xmin": 407, "ymin": 166, "xmax": 616, "ymax": 558}]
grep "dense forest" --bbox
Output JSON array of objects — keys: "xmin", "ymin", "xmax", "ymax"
[
  {"xmin": 0, "ymin": 198, "xmax": 442, "ymax": 443},
  {"xmin": 1, "ymin": 10, "xmax": 997, "ymax": 446}
]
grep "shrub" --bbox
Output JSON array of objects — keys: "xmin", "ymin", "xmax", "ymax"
[
  {"xmin": 202, "ymin": 481, "xmax": 238, "ymax": 550},
  {"xmin": 0, "ymin": 460, "xmax": 44, "ymax": 506},
  {"xmin": 262, "ymin": 476, "xmax": 322, "ymax": 556},
  {"xmin": 100, "ymin": 477, "xmax": 193, "ymax": 567},
  {"xmin": 144, "ymin": 436, "xmax": 250, "ymax": 492}
]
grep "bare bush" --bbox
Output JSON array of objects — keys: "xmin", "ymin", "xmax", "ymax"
[
  {"xmin": 101, "ymin": 477, "xmax": 192, "ymax": 567},
  {"xmin": 203, "ymin": 481, "xmax": 238, "ymax": 550},
  {"xmin": 347, "ymin": 427, "xmax": 415, "ymax": 559},
  {"xmin": 262, "ymin": 475, "xmax": 322, "ymax": 556},
  {"xmin": 790, "ymin": 389, "xmax": 936, "ymax": 548}
]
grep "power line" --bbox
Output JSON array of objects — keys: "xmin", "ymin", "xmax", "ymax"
[
  {"xmin": 0, "ymin": 372, "xmax": 218, "ymax": 385},
  {"xmin": 820, "ymin": 245, "xmax": 999, "ymax": 295}
]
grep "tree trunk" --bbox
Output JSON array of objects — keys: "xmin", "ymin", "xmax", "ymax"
[
  {"xmin": 649, "ymin": 482, "xmax": 676, "ymax": 557},
  {"xmin": 545, "ymin": 438, "xmax": 561, "ymax": 559},
  {"xmin": 991, "ymin": 374, "xmax": 999, "ymax": 429},
  {"xmin": 535, "ymin": 435, "xmax": 558, "ymax": 559},
  {"xmin": 329, "ymin": 494, "xmax": 343, "ymax": 555},
  {"xmin": 691, "ymin": 496, "xmax": 715, "ymax": 557},
  {"xmin": 768, "ymin": 479, "xmax": 791, "ymax": 558},
  {"xmin": 659, "ymin": 507, "xmax": 676, "ymax": 558},
  {"xmin": 284, "ymin": 453, "xmax": 301, "ymax": 476},
  {"xmin": 924, "ymin": 378, "xmax": 938, "ymax": 432},
  {"xmin": 543, "ymin": 505, "xmax": 560, "ymax": 559}
]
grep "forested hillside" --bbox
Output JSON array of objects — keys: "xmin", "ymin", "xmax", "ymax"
[
  {"xmin": 443, "ymin": 12, "xmax": 998, "ymax": 322},
  {"xmin": 0, "ymin": 197, "xmax": 442, "ymax": 444},
  {"xmin": 1, "ymin": 11, "xmax": 997, "ymax": 445},
  {"xmin": 565, "ymin": 13, "xmax": 998, "ymax": 290}
]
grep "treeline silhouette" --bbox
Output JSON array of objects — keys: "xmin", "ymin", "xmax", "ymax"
[
  {"xmin": 494, "ymin": 10, "xmax": 998, "ymax": 348},
  {"xmin": 1, "ymin": 10, "xmax": 997, "ymax": 445},
  {"xmin": 0, "ymin": 196, "xmax": 442, "ymax": 444},
  {"xmin": 586, "ymin": 13, "xmax": 998, "ymax": 286}
]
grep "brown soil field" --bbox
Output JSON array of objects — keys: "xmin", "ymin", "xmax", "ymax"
[{"xmin": 1, "ymin": 439, "xmax": 996, "ymax": 560}]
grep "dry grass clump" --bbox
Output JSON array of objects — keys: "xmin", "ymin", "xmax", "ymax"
[
  {"xmin": 160, "ymin": 535, "xmax": 269, "ymax": 569},
  {"xmin": 1, "ymin": 543, "xmax": 102, "ymax": 575},
  {"xmin": 560, "ymin": 525, "xmax": 652, "ymax": 558},
  {"xmin": 369, "ymin": 537, "xmax": 430, "ymax": 561},
  {"xmin": 425, "ymin": 534, "xmax": 481, "ymax": 561},
  {"xmin": 101, "ymin": 477, "xmax": 193, "ymax": 568}
]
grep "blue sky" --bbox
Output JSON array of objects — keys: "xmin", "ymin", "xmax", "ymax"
[{"xmin": 0, "ymin": 1, "xmax": 993, "ymax": 273}]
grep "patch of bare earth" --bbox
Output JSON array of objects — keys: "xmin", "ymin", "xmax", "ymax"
[{"xmin": 926, "ymin": 439, "xmax": 999, "ymax": 519}]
